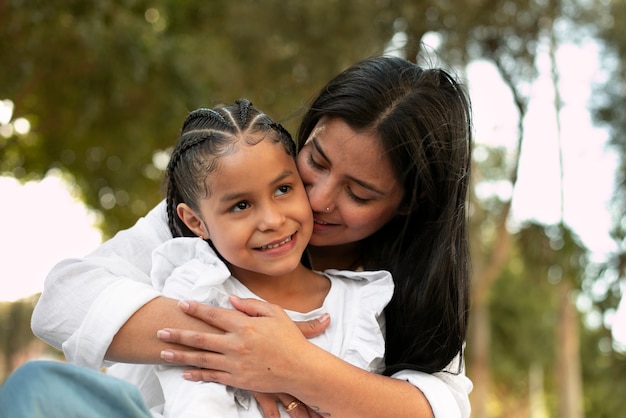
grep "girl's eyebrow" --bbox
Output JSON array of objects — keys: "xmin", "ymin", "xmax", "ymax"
[
  {"xmin": 219, "ymin": 169, "xmax": 295, "ymax": 203},
  {"xmin": 311, "ymin": 138, "xmax": 386, "ymax": 196},
  {"xmin": 269, "ymin": 169, "xmax": 296, "ymax": 186}
]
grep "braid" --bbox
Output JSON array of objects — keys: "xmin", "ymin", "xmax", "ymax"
[
  {"xmin": 183, "ymin": 108, "xmax": 232, "ymax": 131},
  {"xmin": 270, "ymin": 122, "xmax": 296, "ymax": 156},
  {"xmin": 166, "ymin": 177, "xmax": 190, "ymax": 237},
  {"xmin": 165, "ymin": 100, "xmax": 297, "ymax": 238},
  {"xmin": 237, "ymin": 98, "xmax": 252, "ymax": 127}
]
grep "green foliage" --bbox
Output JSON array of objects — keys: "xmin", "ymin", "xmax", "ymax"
[
  {"xmin": 487, "ymin": 223, "xmax": 567, "ymax": 414},
  {"xmin": 0, "ymin": 0, "xmax": 563, "ymax": 237},
  {"xmin": 2, "ymin": 0, "xmax": 626, "ymax": 414},
  {"xmin": 579, "ymin": 323, "xmax": 626, "ymax": 417},
  {"xmin": 484, "ymin": 219, "xmax": 626, "ymax": 417},
  {"xmin": 0, "ymin": 295, "xmax": 63, "ymax": 384},
  {"xmin": 587, "ymin": 1, "xmax": 626, "ymax": 413},
  {"xmin": 594, "ymin": 0, "xmax": 626, "ymax": 278},
  {"xmin": 0, "ymin": 298, "xmax": 37, "ymax": 365},
  {"xmin": 0, "ymin": 0, "xmax": 397, "ymax": 237}
]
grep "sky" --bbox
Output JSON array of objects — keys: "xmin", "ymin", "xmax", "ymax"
[
  {"xmin": 0, "ymin": 40, "xmax": 619, "ymax": 310},
  {"xmin": 0, "ymin": 173, "xmax": 102, "ymax": 302},
  {"xmin": 467, "ymin": 40, "xmax": 617, "ymax": 260}
]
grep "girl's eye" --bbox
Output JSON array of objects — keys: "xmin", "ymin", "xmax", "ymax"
[
  {"xmin": 276, "ymin": 185, "xmax": 291, "ymax": 196},
  {"xmin": 347, "ymin": 188, "xmax": 370, "ymax": 205},
  {"xmin": 306, "ymin": 153, "xmax": 325, "ymax": 170},
  {"xmin": 231, "ymin": 201, "xmax": 250, "ymax": 212}
]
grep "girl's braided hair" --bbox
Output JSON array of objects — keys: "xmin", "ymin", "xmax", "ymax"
[{"xmin": 165, "ymin": 99, "xmax": 295, "ymax": 237}]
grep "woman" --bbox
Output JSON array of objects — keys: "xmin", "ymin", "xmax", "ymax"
[{"xmin": 30, "ymin": 56, "xmax": 473, "ymax": 417}]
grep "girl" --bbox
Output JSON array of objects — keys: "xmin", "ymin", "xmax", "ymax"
[{"xmin": 109, "ymin": 100, "xmax": 392, "ymax": 417}]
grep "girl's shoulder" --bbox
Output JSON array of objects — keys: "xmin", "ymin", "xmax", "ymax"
[
  {"xmin": 322, "ymin": 268, "xmax": 394, "ymax": 308},
  {"xmin": 322, "ymin": 268, "xmax": 393, "ymax": 287}
]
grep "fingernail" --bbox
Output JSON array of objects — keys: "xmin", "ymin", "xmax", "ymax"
[
  {"xmin": 179, "ymin": 300, "xmax": 190, "ymax": 311},
  {"xmin": 318, "ymin": 313, "xmax": 330, "ymax": 323},
  {"xmin": 156, "ymin": 329, "xmax": 171, "ymax": 340},
  {"xmin": 182, "ymin": 372, "xmax": 193, "ymax": 380},
  {"xmin": 160, "ymin": 350, "xmax": 174, "ymax": 361}
]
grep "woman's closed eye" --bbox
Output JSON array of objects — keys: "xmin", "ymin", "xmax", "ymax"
[
  {"xmin": 347, "ymin": 188, "xmax": 370, "ymax": 205},
  {"xmin": 306, "ymin": 153, "xmax": 325, "ymax": 171},
  {"xmin": 307, "ymin": 150, "xmax": 371, "ymax": 204}
]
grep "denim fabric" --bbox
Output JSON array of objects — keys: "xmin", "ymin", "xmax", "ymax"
[{"xmin": 0, "ymin": 360, "xmax": 151, "ymax": 418}]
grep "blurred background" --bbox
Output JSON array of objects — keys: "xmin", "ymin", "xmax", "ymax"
[{"xmin": 1, "ymin": 1, "xmax": 625, "ymax": 417}]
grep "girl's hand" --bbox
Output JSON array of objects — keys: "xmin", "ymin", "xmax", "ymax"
[{"xmin": 156, "ymin": 296, "xmax": 330, "ymax": 393}]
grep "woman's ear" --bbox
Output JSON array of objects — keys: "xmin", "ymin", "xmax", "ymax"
[
  {"xmin": 397, "ymin": 203, "xmax": 411, "ymax": 216},
  {"xmin": 177, "ymin": 203, "xmax": 209, "ymax": 239},
  {"xmin": 398, "ymin": 190, "xmax": 426, "ymax": 216}
]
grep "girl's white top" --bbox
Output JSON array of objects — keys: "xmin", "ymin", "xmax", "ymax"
[
  {"xmin": 110, "ymin": 236, "xmax": 392, "ymax": 417},
  {"xmin": 32, "ymin": 200, "xmax": 473, "ymax": 418}
]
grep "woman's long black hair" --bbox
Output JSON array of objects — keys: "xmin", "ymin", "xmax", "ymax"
[{"xmin": 297, "ymin": 56, "xmax": 472, "ymax": 375}]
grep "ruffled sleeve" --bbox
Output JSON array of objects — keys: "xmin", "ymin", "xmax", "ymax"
[
  {"xmin": 151, "ymin": 237, "xmax": 231, "ymax": 304},
  {"xmin": 319, "ymin": 270, "xmax": 472, "ymax": 418},
  {"xmin": 323, "ymin": 269, "xmax": 394, "ymax": 373}
]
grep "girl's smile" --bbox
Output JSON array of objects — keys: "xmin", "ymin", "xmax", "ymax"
[{"xmin": 255, "ymin": 234, "xmax": 294, "ymax": 251}]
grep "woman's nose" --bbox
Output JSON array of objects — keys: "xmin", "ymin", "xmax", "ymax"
[{"xmin": 306, "ymin": 179, "xmax": 335, "ymax": 213}]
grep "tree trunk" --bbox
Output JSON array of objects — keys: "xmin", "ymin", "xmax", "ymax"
[
  {"xmin": 555, "ymin": 281, "xmax": 584, "ymax": 418},
  {"xmin": 469, "ymin": 300, "xmax": 491, "ymax": 417},
  {"xmin": 529, "ymin": 363, "xmax": 547, "ymax": 418}
]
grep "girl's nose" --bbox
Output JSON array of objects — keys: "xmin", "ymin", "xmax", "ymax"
[{"xmin": 258, "ymin": 202, "xmax": 286, "ymax": 230}]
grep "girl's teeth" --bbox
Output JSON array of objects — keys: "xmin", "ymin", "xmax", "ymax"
[{"xmin": 260, "ymin": 236, "xmax": 291, "ymax": 250}]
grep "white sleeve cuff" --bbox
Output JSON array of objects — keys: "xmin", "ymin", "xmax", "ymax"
[
  {"xmin": 392, "ymin": 369, "xmax": 472, "ymax": 418},
  {"xmin": 63, "ymin": 279, "xmax": 161, "ymax": 369}
]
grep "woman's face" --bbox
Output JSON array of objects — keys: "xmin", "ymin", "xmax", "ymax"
[{"xmin": 297, "ymin": 117, "xmax": 405, "ymax": 248}]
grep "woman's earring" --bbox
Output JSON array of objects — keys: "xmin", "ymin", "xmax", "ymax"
[{"xmin": 325, "ymin": 207, "xmax": 330, "ymax": 212}]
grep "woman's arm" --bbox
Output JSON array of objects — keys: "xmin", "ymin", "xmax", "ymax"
[
  {"xmin": 32, "ymin": 201, "xmax": 328, "ymax": 368},
  {"xmin": 31, "ymin": 201, "xmax": 225, "ymax": 366},
  {"xmin": 106, "ymin": 296, "xmax": 224, "ymax": 363},
  {"xmin": 31, "ymin": 201, "xmax": 174, "ymax": 367},
  {"xmin": 158, "ymin": 298, "xmax": 470, "ymax": 418}
]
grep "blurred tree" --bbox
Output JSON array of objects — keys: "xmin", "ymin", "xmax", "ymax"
[
  {"xmin": 589, "ymin": 0, "xmax": 626, "ymax": 414},
  {"xmin": 383, "ymin": 0, "xmax": 563, "ymax": 414},
  {"xmin": 593, "ymin": 0, "xmax": 626, "ymax": 321},
  {"xmin": 2, "ymin": 0, "xmax": 625, "ymax": 415},
  {"xmin": 0, "ymin": 296, "xmax": 62, "ymax": 384},
  {"xmin": 489, "ymin": 229, "xmax": 558, "ymax": 417},
  {"xmin": 0, "ymin": 0, "xmax": 396, "ymax": 237},
  {"xmin": 0, "ymin": 300, "xmax": 33, "ymax": 381},
  {"xmin": 486, "ymin": 222, "xmax": 588, "ymax": 417}
]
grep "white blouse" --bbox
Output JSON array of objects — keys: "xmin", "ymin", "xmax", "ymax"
[
  {"xmin": 32, "ymin": 200, "xmax": 472, "ymax": 418},
  {"xmin": 109, "ymin": 236, "xmax": 393, "ymax": 417}
]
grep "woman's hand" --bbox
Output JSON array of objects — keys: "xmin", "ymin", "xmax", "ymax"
[
  {"xmin": 254, "ymin": 393, "xmax": 325, "ymax": 418},
  {"xmin": 157, "ymin": 297, "xmax": 436, "ymax": 418},
  {"xmin": 156, "ymin": 296, "xmax": 330, "ymax": 393}
]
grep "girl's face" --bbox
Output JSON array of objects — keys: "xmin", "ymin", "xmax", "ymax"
[
  {"xmin": 297, "ymin": 117, "xmax": 406, "ymax": 248},
  {"xmin": 179, "ymin": 137, "xmax": 312, "ymax": 277}
]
